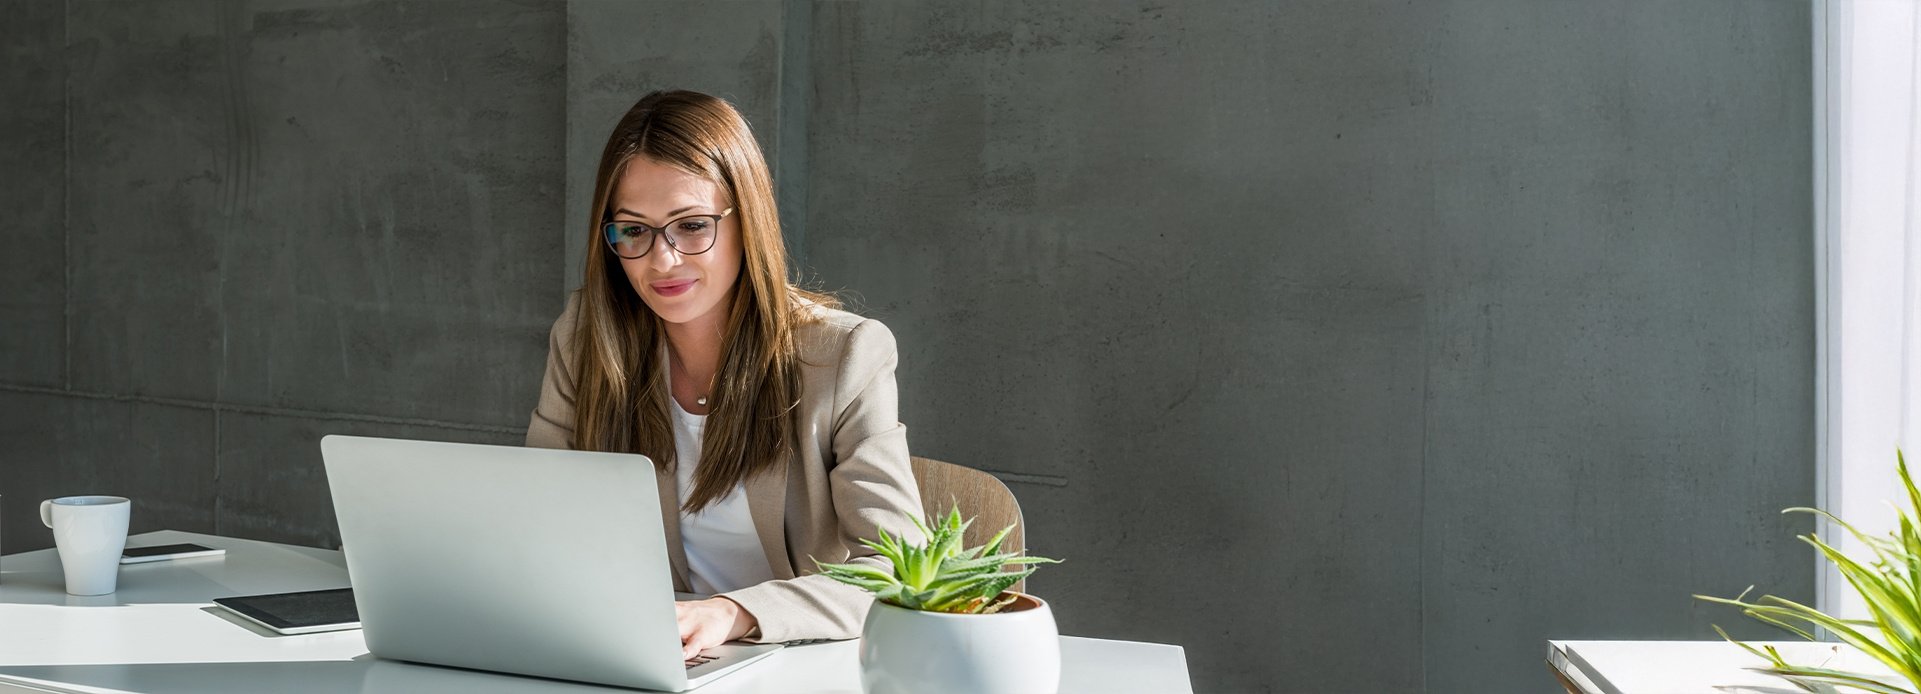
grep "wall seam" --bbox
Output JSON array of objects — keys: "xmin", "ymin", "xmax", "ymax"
[
  {"xmin": 776, "ymin": 0, "xmax": 812, "ymax": 274},
  {"xmin": 0, "ymin": 383, "xmax": 527, "ymax": 436},
  {"xmin": 0, "ymin": 382, "xmax": 1059, "ymax": 486},
  {"xmin": 62, "ymin": 0, "xmax": 72, "ymax": 391},
  {"xmin": 561, "ymin": 0, "xmax": 576, "ymax": 298},
  {"xmin": 212, "ymin": 3, "xmax": 237, "ymax": 541},
  {"xmin": 213, "ymin": 410, "xmax": 222, "ymax": 537},
  {"xmin": 1418, "ymin": 299, "xmax": 1433, "ymax": 692},
  {"xmin": 980, "ymin": 470, "xmax": 1069, "ymax": 488}
]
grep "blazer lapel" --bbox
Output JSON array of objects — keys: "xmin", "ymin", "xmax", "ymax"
[
  {"xmin": 746, "ymin": 455, "xmax": 795, "ymax": 580},
  {"xmin": 655, "ymin": 463, "xmax": 692, "ymax": 593}
]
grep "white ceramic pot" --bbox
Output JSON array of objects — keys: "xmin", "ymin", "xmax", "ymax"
[{"xmin": 859, "ymin": 592, "xmax": 1060, "ymax": 694}]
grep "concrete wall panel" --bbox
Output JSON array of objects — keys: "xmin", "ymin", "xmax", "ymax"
[
  {"xmin": 0, "ymin": 2, "xmax": 67, "ymax": 388},
  {"xmin": 803, "ymin": 3, "xmax": 1440, "ymax": 690},
  {"xmin": 65, "ymin": 2, "xmax": 229, "ymax": 401},
  {"xmin": 219, "ymin": 0, "xmax": 563, "ymax": 428},
  {"xmin": 1418, "ymin": 2, "xmax": 1816, "ymax": 690},
  {"xmin": 215, "ymin": 411, "xmax": 522, "ymax": 549},
  {"xmin": 0, "ymin": 391, "xmax": 217, "ymax": 555}
]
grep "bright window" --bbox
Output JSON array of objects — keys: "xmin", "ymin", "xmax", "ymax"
[{"xmin": 1816, "ymin": 0, "xmax": 1921, "ymax": 621}]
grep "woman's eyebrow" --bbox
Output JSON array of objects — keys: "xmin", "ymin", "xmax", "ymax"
[{"xmin": 612, "ymin": 205, "xmax": 703, "ymax": 223}]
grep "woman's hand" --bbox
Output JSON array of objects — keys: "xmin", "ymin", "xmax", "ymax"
[{"xmin": 674, "ymin": 597, "xmax": 758, "ymax": 660}]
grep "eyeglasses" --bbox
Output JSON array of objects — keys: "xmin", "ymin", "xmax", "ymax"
[{"xmin": 602, "ymin": 208, "xmax": 735, "ymax": 259}]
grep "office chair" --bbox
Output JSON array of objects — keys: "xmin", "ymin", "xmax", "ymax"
[{"xmin": 908, "ymin": 456, "xmax": 1028, "ymax": 594}]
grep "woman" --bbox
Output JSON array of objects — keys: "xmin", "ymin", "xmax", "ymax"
[{"xmin": 525, "ymin": 90, "xmax": 924, "ymax": 660}]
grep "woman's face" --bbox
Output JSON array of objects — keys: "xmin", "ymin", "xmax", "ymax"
[{"xmin": 608, "ymin": 158, "xmax": 743, "ymax": 328}]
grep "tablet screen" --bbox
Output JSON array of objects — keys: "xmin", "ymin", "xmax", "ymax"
[{"xmin": 214, "ymin": 587, "xmax": 359, "ymax": 632}]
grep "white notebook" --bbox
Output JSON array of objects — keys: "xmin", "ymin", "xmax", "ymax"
[{"xmin": 1549, "ymin": 639, "xmax": 1904, "ymax": 694}]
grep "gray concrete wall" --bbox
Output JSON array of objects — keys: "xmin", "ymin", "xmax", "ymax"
[
  {"xmin": 791, "ymin": 1, "xmax": 1814, "ymax": 692},
  {"xmin": 3, "ymin": 1, "xmax": 1814, "ymax": 692},
  {"xmin": 1419, "ymin": 3, "xmax": 1814, "ymax": 690},
  {"xmin": 1, "ymin": 0, "xmax": 562, "ymax": 552}
]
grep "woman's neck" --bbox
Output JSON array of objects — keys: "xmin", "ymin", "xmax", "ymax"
[{"xmin": 663, "ymin": 312, "xmax": 726, "ymax": 386}]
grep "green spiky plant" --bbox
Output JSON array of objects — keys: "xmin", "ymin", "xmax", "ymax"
[
  {"xmin": 1694, "ymin": 449, "xmax": 1921, "ymax": 693},
  {"xmin": 815, "ymin": 506, "xmax": 1062, "ymax": 615}
]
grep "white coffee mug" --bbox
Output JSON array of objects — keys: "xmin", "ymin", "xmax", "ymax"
[{"xmin": 39, "ymin": 496, "xmax": 131, "ymax": 596}]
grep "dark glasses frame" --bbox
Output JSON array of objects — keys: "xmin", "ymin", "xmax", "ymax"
[{"xmin": 601, "ymin": 207, "xmax": 736, "ymax": 259}]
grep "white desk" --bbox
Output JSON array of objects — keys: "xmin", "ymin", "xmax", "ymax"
[
  {"xmin": 1, "ymin": 530, "xmax": 1192, "ymax": 694},
  {"xmin": 1548, "ymin": 639, "xmax": 1905, "ymax": 694}
]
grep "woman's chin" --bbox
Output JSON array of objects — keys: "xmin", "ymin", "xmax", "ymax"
[
  {"xmin": 646, "ymin": 303, "xmax": 691, "ymax": 324},
  {"xmin": 644, "ymin": 295, "xmax": 723, "ymax": 326}
]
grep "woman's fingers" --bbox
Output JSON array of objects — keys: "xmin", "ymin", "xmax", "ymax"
[
  {"xmin": 676, "ymin": 596, "xmax": 759, "ymax": 660},
  {"xmin": 674, "ymin": 602, "xmax": 700, "ymax": 660},
  {"xmin": 675, "ymin": 600, "xmax": 727, "ymax": 661},
  {"xmin": 683, "ymin": 625, "xmax": 720, "ymax": 660}
]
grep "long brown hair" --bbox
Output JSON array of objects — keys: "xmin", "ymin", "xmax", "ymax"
[{"xmin": 572, "ymin": 90, "xmax": 837, "ymax": 513}]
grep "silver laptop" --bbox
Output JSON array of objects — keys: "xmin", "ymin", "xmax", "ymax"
[{"xmin": 320, "ymin": 434, "xmax": 782, "ymax": 691}]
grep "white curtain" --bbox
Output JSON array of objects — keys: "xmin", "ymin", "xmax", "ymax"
[{"xmin": 1817, "ymin": 0, "xmax": 1921, "ymax": 622}]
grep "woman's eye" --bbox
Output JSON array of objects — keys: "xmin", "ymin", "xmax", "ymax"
[
  {"xmin": 678, "ymin": 220, "xmax": 710, "ymax": 233},
  {"xmin": 619, "ymin": 225, "xmax": 648, "ymax": 238}
]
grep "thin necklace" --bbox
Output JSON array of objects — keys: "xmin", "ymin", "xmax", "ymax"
[{"xmin": 672, "ymin": 351, "xmax": 712, "ymax": 408}]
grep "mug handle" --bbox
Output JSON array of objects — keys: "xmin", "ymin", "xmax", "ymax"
[{"xmin": 40, "ymin": 500, "xmax": 53, "ymax": 528}]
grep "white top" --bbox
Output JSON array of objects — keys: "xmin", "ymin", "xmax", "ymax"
[{"xmin": 669, "ymin": 397, "xmax": 775, "ymax": 596}]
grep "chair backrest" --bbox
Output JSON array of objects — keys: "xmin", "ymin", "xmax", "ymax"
[{"xmin": 909, "ymin": 456, "xmax": 1026, "ymax": 593}]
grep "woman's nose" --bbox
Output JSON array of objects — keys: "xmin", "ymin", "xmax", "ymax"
[{"xmin": 646, "ymin": 232, "xmax": 680, "ymax": 269}]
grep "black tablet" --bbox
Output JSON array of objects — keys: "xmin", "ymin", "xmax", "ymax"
[
  {"xmin": 212, "ymin": 587, "xmax": 360, "ymax": 635},
  {"xmin": 122, "ymin": 542, "xmax": 225, "ymax": 564}
]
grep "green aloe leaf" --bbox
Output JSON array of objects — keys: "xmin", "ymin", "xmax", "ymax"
[
  {"xmin": 815, "ymin": 505, "xmax": 1063, "ymax": 614},
  {"xmin": 939, "ymin": 554, "xmax": 1019, "ymax": 575},
  {"xmin": 1698, "ymin": 448, "xmax": 1921, "ymax": 693},
  {"xmin": 977, "ymin": 524, "xmax": 1014, "ymax": 559},
  {"xmin": 817, "ymin": 561, "xmax": 899, "ymax": 585},
  {"xmin": 923, "ymin": 568, "xmax": 1039, "ymax": 613}
]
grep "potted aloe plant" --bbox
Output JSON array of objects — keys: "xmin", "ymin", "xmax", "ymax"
[
  {"xmin": 1696, "ymin": 449, "xmax": 1921, "ymax": 692},
  {"xmin": 816, "ymin": 507, "xmax": 1064, "ymax": 694}
]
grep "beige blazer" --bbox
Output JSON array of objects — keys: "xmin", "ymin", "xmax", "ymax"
[{"xmin": 524, "ymin": 294, "xmax": 925, "ymax": 643}]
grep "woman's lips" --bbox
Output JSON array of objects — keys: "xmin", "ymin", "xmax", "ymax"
[{"xmin": 650, "ymin": 279, "xmax": 697, "ymax": 297}]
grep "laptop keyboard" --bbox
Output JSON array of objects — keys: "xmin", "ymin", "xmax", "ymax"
[{"xmin": 685, "ymin": 654, "xmax": 718, "ymax": 669}]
